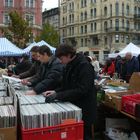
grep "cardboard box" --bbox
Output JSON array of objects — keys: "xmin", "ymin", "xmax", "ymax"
[
  {"xmin": 0, "ymin": 127, "xmax": 16, "ymax": 140},
  {"xmin": 129, "ymin": 72, "xmax": 140, "ymax": 92},
  {"xmin": 104, "ymin": 90, "xmax": 134, "ymax": 111}
]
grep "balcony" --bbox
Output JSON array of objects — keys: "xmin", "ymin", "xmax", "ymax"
[
  {"xmin": 106, "ymin": 27, "xmax": 129, "ymax": 32},
  {"xmin": 134, "ymin": 14, "xmax": 140, "ymax": 19}
]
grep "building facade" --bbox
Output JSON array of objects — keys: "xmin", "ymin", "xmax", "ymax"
[
  {"xmin": 59, "ymin": 0, "xmax": 140, "ymax": 61},
  {"xmin": 42, "ymin": 8, "xmax": 59, "ymax": 32},
  {"xmin": 0, "ymin": 0, "xmax": 42, "ymax": 40}
]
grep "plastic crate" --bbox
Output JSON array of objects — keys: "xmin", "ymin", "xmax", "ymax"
[
  {"xmin": 121, "ymin": 94, "xmax": 140, "ymax": 116},
  {"xmin": 21, "ymin": 121, "xmax": 83, "ymax": 140}
]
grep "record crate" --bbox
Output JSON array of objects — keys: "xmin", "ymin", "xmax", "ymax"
[
  {"xmin": 121, "ymin": 94, "xmax": 140, "ymax": 117},
  {"xmin": 21, "ymin": 120, "xmax": 83, "ymax": 140}
]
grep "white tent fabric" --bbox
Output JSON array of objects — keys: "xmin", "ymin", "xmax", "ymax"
[
  {"xmin": 23, "ymin": 42, "xmax": 37, "ymax": 53},
  {"xmin": 0, "ymin": 38, "xmax": 24, "ymax": 56},
  {"xmin": 36, "ymin": 40, "xmax": 56, "ymax": 53},
  {"xmin": 119, "ymin": 42, "xmax": 140, "ymax": 57},
  {"xmin": 108, "ymin": 42, "xmax": 140, "ymax": 58}
]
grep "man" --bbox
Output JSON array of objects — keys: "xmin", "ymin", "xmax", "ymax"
[
  {"xmin": 18, "ymin": 46, "xmax": 40, "ymax": 79},
  {"xmin": 125, "ymin": 52, "xmax": 139, "ymax": 82},
  {"xmin": 25, "ymin": 45, "xmax": 63, "ymax": 95},
  {"xmin": 44, "ymin": 44, "xmax": 97, "ymax": 140}
]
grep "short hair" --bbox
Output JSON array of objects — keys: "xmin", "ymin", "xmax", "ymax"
[
  {"xmin": 38, "ymin": 45, "xmax": 52, "ymax": 56},
  {"xmin": 55, "ymin": 44, "xmax": 76, "ymax": 58},
  {"xmin": 30, "ymin": 46, "xmax": 39, "ymax": 52}
]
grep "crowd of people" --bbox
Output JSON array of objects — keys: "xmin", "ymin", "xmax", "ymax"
[{"xmin": 1, "ymin": 44, "xmax": 140, "ymax": 140}]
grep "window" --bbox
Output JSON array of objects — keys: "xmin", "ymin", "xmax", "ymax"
[
  {"xmin": 81, "ymin": 39, "xmax": 84, "ymax": 47},
  {"xmin": 25, "ymin": 14, "xmax": 34, "ymax": 26},
  {"xmin": 5, "ymin": 0, "xmax": 13, "ymax": 7},
  {"xmin": 94, "ymin": 8, "xmax": 96, "ymax": 18},
  {"xmin": 85, "ymin": 25, "xmax": 87, "ymax": 33},
  {"xmin": 122, "ymin": 19, "xmax": 124, "ymax": 28},
  {"xmin": 84, "ymin": 11, "xmax": 87, "ymax": 20},
  {"xmin": 126, "ymin": 20, "xmax": 129, "ymax": 31},
  {"xmin": 110, "ymin": 4, "xmax": 112, "ymax": 16},
  {"xmin": 115, "ymin": 2, "xmax": 119, "ymax": 16},
  {"xmin": 3, "ymin": 13, "xmax": 10, "ymax": 25},
  {"xmin": 81, "ymin": 26, "xmax": 83, "ymax": 34},
  {"xmin": 104, "ymin": 7, "xmax": 107, "ymax": 16},
  {"xmin": 85, "ymin": 38, "xmax": 87, "ymax": 46},
  {"xmin": 94, "ymin": 22, "xmax": 97, "ymax": 31},
  {"xmin": 25, "ymin": 0, "xmax": 35, "ymax": 8},
  {"xmin": 110, "ymin": 20, "xmax": 112, "ymax": 28},
  {"xmin": 90, "ymin": 9, "xmax": 93, "ymax": 18},
  {"xmin": 126, "ymin": 5, "xmax": 129, "ymax": 16},
  {"xmin": 91, "ymin": 23, "xmax": 93, "ymax": 32},
  {"xmin": 115, "ymin": 19, "xmax": 119, "ymax": 31},
  {"xmin": 122, "ymin": 3, "xmax": 124, "ymax": 16},
  {"xmin": 81, "ymin": 12, "xmax": 83, "ymax": 21},
  {"xmin": 104, "ymin": 21, "xmax": 107, "ymax": 31}
]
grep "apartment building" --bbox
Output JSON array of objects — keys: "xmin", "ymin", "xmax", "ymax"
[
  {"xmin": 42, "ymin": 8, "xmax": 59, "ymax": 32},
  {"xmin": 59, "ymin": 0, "xmax": 140, "ymax": 61},
  {"xmin": 0, "ymin": 0, "xmax": 42, "ymax": 40}
]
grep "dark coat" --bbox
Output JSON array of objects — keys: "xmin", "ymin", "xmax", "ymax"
[
  {"xmin": 31, "ymin": 56, "xmax": 63, "ymax": 94},
  {"xmin": 14, "ymin": 60, "xmax": 32, "ymax": 75},
  {"xmin": 19, "ymin": 60, "xmax": 41, "ymax": 79},
  {"xmin": 55, "ymin": 53, "xmax": 97, "ymax": 124}
]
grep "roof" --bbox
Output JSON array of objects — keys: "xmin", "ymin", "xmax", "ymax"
[{"xmin": 0, "ymin": 38, "xmax": 24, "ymax": 56}]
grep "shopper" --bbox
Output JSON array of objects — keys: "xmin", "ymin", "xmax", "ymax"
[
  {"xmin": 44, "ymin": 44, "xmax": 97, "ymax": 140},
  {"xmin": 125, "ymin": 52, "xmax": 139, "ymax": 82},
  {"xmin": 25, "ymin": 45, "xmax": 63, "ymax": 95}
]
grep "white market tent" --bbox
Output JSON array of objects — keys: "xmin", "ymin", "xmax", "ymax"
[
  {"xmin": 0, "ymin": 38, "xmax": 24, "ymax": 56},
  {"xmin": 36, "ymin": 40, "xmax": 56, "ymax": 53},
  {"xmin": 24, "ymin": 40, "xmax": 56, "ymax": 54},
  {"xmin": 108, "ymin": 42, "xmax": 140, "ymax": 58},
  {"xmin": 23, "ymin": 42, "xmax": 37, "ymax": 53},
  {"xmin": 119, "ymin": 42, "xmax": 140, "ymax": 57}
]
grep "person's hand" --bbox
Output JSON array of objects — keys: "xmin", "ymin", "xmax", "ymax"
[
  {"xmin": 12, "ymin": 75, "xmax": 20, "ymax": 78},
  {"xmin": 42, "ymin": 90, "xmax": 56, "ymax": 96},
  {"xmin": 44, "ymin": 91, "xmax": 57, "ymax": 103},
  {"xmin": 25, "ymin": 90, "xmax": 36, "ymax": 95},
  {"xmin": 21, "ymin": 79, "xmax": 31, "ymax": 85}
]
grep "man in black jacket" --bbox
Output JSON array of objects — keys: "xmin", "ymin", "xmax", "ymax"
[
  {"xmin": 44, "ymin": 44, "xmax": 97, "ymax": 140},
  {"xmin": 19, "ymin": 46, "xmax": 40, "ymax": 79},
  {"xmin": 25, "ymin": 45, "xmax": 63, "ymax": 95}
]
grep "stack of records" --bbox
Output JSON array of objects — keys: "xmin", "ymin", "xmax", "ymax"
[
  {"xmin": 19, "ymin": 95, "xmax": 45, "ymax": 105},
  {"xmin": 0, "ymin": 105, "xmax": 16, "ymax": 128},
  {"xmin": 0, "ymin": 97, "xmax": 13, "ymax": 105},
  {"xmin": 20, "ymin": 102, "xmax": 82, "ymax": 129},
  {"xmin": 0, "ymin": 91, "xmax": 7, "ymax": 97}
]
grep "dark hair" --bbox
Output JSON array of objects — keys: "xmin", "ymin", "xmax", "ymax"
[
  {"xmin": 84, "ymin": 51, "xmax": 89, "ymax": 56},
  {"xmin": 38, "ymin": 45, "xmax": 52, "ymax": 56},
  {"xmin": 55, "ymin": 44, "xmax": 76, "ymax": 58},
  {"xmin": 30, "ymin": 46, "xmax": 39, "ymax": 52},
  {"xmin": 21, "ymin": 54, "xmax": 29, "ymax": 60}
]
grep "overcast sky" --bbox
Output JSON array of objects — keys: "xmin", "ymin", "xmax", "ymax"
[{"xmin": 42, "ymin": 0, "xmax": 59, "ymax": 11}]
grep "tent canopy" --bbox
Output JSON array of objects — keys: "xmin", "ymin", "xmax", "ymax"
[
  {"xmin": 119, "ymin": 42, "xmax": 140, "ymax": 57},
  {"xmin": 24, "ymin": 40, "xmax": 56, "ymax": 54},
  {"xmin": 108, "ymin": 42, "xmax": 140, "ymax": 58},
  {"xmin": 0, "ymin": 38, "xmax": 24, "ymax": 56}
]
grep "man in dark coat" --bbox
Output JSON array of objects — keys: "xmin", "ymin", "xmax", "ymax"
[
  {"xmin": 44, "ymin": 44, "xmax": 97, "ymax": 140},
  {"xmin": 25, "ymin": 45, "xmax": 63, "ymax": 95},
  {"xmin": 18, "ymin": 46, "xmax": 41, "ymax": 79},
  {"xmin": 14, "ymin": 54, "xmax": 32, "ymax": 75},
  {"xmin": 125, "ymin": 52, "xmax": 139, "ymax": 82}
]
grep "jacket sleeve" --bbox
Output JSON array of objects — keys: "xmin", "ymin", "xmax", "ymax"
[
  {"xmin": 56, "ymin": 63, "xmax": 95, "ymax": 102},
  {"xmin": 33, "ymin": 64, "xmax": 63, "ymax": 94},
  {"xmin": 19, "ymin": 62, "xmax": 36, "ymax": 79}
]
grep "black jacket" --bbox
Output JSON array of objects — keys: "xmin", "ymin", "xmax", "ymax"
[
  {"xmin": 55, "ymin": 53, "xmax": 97, "ymax": 124},
  {"xmin": 19, "ymin": 60, "xmax": 41, "ymax": 79},
  {"xmin": 31, "ymin": 56, "xmax": 63, "ymax": 94}
]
